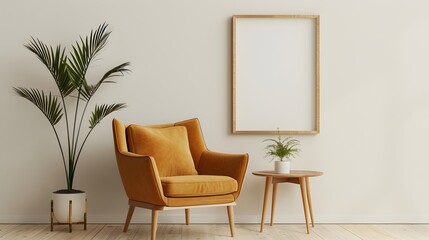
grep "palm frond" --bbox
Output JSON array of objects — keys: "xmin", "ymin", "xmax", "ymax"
[
  {"xmin": 79, "ymin": 83, "xmax": 95, "ymax": 101},
  {"xmin": 13, "ymin": 87, "xmax": 63, "ymax": 125},
  {"xmin": 79, "ymin": 62, "xmax": 130, "ymax": 101},
  {"xmin": 89, "ymin": 103, "xmax": 126, "ymax": 128},
  {"xmin": 100, "ymin": 62, "xmax": 131, "ymax": 81},
  {"xmin": 25, "ymin": 38, "xmax": 75, "ymax": 97},
  {"xmin": 68, "ymin": 23, "xmax": 111, "ymax": 88}
]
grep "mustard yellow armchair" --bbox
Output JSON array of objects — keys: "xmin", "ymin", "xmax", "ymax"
[{"xmin": 112, "ymin": 118, "xmax": 248, "ymax": 240}]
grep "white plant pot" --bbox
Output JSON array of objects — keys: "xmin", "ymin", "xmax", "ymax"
[
  {"xmin": 52, "ymin": 191, "xmax": 86, "ymax": 223},
  {"xmin": 275, "ymin": 161, "xmax": 290, "ymax": 174}
]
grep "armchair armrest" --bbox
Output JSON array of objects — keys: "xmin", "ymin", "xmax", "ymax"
[
  {"xmin": 198, "ymin": 150, "xmax": 249, "ymax": 199},
  {"xmin": 115, "ymin": 150, "xmax": 166, "ymax": 206}
]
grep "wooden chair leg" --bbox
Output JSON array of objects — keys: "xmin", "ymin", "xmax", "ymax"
[
  {"xmin": 123, "ymin": 205, "xmax": 135, "ymax": 232},
  {"xmin": 151, "ymin": 210, "xmax": 159, "ymax": 240},
  {"xmin": 185, "ymin": 208, "xmax": 190, "ymax": 225},
  {"xmin": 226, "ymin": 206, "xmax": 235, "ymax": 237}
]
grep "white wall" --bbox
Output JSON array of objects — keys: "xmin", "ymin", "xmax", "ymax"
[{"xmin": 1, "ymin": 0, "xmax": 429, "ymax": 224}]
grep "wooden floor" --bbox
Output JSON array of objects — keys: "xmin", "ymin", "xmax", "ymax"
[{"xmin": 1, "ymin": 224, "xmax": 429, "ymax": 240}]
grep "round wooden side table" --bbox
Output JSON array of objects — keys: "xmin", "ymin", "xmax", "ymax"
[{"xmin": 253, "ymin": 170, "xmax": 323, "ymax": 234}]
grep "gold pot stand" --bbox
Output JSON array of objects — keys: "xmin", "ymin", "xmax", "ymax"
[{"xmin": 50, "ymin": 199, "xmax": 87, "ymax": 233}]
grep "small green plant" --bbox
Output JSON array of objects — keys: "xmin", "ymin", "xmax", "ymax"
[{"xmin": 264, "ymin": 130, "xmax": 300, "ymax": 162}]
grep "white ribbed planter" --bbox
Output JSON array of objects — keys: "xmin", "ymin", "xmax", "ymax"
[
  {"xmin": 52, "ymin": 191, "xmax": 86, "ymax": 223},
  {"xmin": 274, "ymin": 161, "xmax": 290, "ymax": 174}
]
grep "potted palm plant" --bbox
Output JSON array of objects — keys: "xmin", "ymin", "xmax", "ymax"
[
  {"xmin": 264, "ymin": 130, "xmax": 300, "ymax": 174},
  {"xmin": 13, "ymin": 23, "xmax": 129, "ymax": 224}
]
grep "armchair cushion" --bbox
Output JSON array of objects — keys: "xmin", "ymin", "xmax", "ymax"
[
  {"xmin": 126, "ymin": 125, "xmax": 197, "ymax": 177},
  {"xmin": 161, "ymin": 175, "xmax": 238, "ymax": 197}
]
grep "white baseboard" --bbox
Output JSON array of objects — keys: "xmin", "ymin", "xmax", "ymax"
[{"xmin": 1, "ymin": 213, "xmax": 428, "ymax": 224}]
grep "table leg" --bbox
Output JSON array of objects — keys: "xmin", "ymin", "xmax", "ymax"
[
  {"xmin": 270, "ymin": 182, "xmax": 278, "ymax": 226},
  {"xmin": 299, "ymin": 177, "xmax": 310, "ymax": 234},
  {"xmin": 305, "ymin": 177, "xmax": 315, "ymax": 227},
  {"xmin": 260, "ymin": 176, "xmax": 272, "ymax": 232}
]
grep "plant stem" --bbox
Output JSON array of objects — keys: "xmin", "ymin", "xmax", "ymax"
[
  {"xmin": 58, "ymin": 90, "xmax": 72, "ymax": 191},
  {"xmin": 69, "ymin": 80, "xmax": 85, "ymax": 190},
  {"xmin": 72, "ymin": 99, "xmax": 90, "ymax": 172},
  {"xmin": 70, "ymin": 99, "xmax": 90, "ymax": 187},
  {"xmin": 72, "ymin": 127, "xmax": 94, "ymax": 184},
  {"xmin": 50, "ymin": 123, "xmax": 69, "ymax": 189}
]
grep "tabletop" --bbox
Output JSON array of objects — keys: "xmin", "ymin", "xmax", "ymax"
[{"xmin": 252, "ymin": 170, "xmax": 323, "ymax": 178}]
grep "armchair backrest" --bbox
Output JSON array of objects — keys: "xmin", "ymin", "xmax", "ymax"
[
  {"xmin": 174, "ymin": 118, "xmax": 207, "ymax": 169},
  {"xmin": 113, "ymin": 118, "xmax": 208, "ymax": 176},
  {"xmin": 112, "ymin": 118, "xmax": 128, "ymax": 153}
]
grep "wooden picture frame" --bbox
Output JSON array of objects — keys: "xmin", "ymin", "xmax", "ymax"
[{"xmin": 232, "ymin": 15, "xmax": 320, "ymax": 134}]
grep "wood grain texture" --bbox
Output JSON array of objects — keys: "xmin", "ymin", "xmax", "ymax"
[
  {"xmin": 1, "ymin": 224, "xmax": 428, "ymax": 239},
  {"xmin": 185, "ymin": 208, "xmax": 190, "ymax": 225},
  {"xmin": 259, "ymin": 176, "xmax": 272, "ymax": 232},
  {"xmin": 270, "ymin": 183, "xmax": 278, "ymax": 226},
  {"xmin": 231, "ymin": 15, "xmax": 320, "ymax": 135},
  {"xmin": 226, "ymin": 206, "xmax": 235, "ymax": 237},
  {"xmin": 299, "ymin": 177, "xmax": 310, "ymax": 234},
  {"xmin": 253, "ymin": 170, "xmax": 323, "ymax": 234},
  {"xmin": 123, "ymin": 205, "xmax": 135, "ymax": 232},
  {"xmin": 253, "ymin": 170, "xmax": 323, "ymax": 178},
  {"xmin": 341, "ymin": 224, "xmax": 398, "ymax": 240},
  {"xmin": 378, "ymin": 224, "xmax": 429, "ymax": 240}
]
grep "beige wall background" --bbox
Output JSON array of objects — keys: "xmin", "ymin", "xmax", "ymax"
[{"xmin": 1, "ymin": 0, "xmax": 429, "ymax": 223}]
